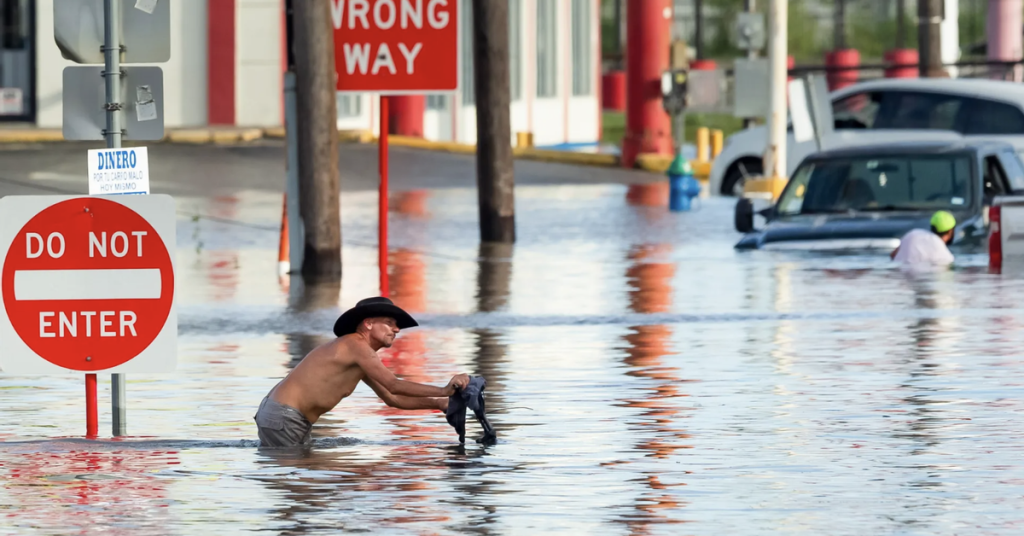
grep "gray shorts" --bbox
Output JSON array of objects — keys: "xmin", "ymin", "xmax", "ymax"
[{"xmin": 254, "ymin": 396, "xmax": 313, "ymax": 448}]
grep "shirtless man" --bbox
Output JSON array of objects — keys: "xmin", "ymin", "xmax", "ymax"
[{"xmin": 254, "ymin": 297, "xmax": 470, "ymax": 447}]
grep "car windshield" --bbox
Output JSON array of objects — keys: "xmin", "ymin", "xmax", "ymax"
[{"xmin": 776, "ymin": 153, "xmax": 974, "ymax": 216}]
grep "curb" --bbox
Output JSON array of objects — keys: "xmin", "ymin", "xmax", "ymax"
[
  {"xmin": 0, "ymin": 129, "xmax": 65, "ymax": 143},
  {"xmin": 635, "ymin": 153, "xmax": 711, "ymax": 179},
  {"xmin": 0, "ymin": 127, "xmax": 715, "ymax": 178}
]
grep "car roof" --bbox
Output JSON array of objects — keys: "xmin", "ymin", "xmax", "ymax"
[
  {"xmin": 805, "ymin": 140, "xmax": 1013, "ymax": 160},
  {"xmin": 833, "ymin": 78, "xmax": 1024, "ymax": 103}
]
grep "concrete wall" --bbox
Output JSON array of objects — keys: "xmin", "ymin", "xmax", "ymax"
[
  {"xmin": 35, "ymin": 0, "xmax": 209, "ymax": 129},
  {"xmin": 235, "ymin": 0, "xmax": 282, "ymax": 126}
]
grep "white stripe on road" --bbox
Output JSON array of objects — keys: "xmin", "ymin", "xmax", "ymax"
[{"xmin": 14, "ymin": 269, "xmax": 162, "ymax": 301}]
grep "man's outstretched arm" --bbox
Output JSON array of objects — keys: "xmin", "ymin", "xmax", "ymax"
[
  {"xmin": 355, "ymin": 347, "xmax": 469, "ymax": 398},
  {"xmin": 362, "ymin": 376, "xmax": 448, "ymax": 411}
]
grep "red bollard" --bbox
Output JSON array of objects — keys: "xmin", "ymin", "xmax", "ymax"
[
  {"xmin": 825, "ymin": 49, "xmax": 860, "ymax": 91},
  {"xmin": 689, "ymin": 59, "xmax": 717, "ymax": 70},
  {"xmin": 884, "ymin": 49, "xmax": 919, "ymax": 78},
  {"xmin": 388, "ymin": 96, "xmax": 425, "ymax": 138},
  {"xmin": 85, "ymin": 374, "xmax": 97, "ymax": 438},
  {"xmin": 602, "ymin": 71, "xmax": 626, "ymax": 111},
  {"xmin": 990, "ymin": 205, "xmax": 1003, "ymax": 274}
]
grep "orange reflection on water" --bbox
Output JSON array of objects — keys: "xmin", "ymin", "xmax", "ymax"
[
  {"xmin": 626, "ymin": 183, "xmax": 670, "ymax": 208},
  {"xmin": 616, "ymin": 244, "xmax": 692, "ymax": 530},
  {"xmin": 379, "ymin": 248, "xmax": 450, "ymax": 444},
  {"xmin": 391, "ymin": 190, "xmax": 430, "ymax": 218}
]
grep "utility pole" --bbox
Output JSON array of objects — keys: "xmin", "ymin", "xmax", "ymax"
[
  {"xmin": 471, "ymin": 0, "xmax": 515, "ymax": 243},
  {"xmin": 292, "ymin": 0, "xmax": 342, "ymax": 279},
  {"xmin": 896, "ymin": 0, "xmax": 906, "ymax": 49},
  {"xmin": 918, "ymin": 0, "xmax": 944, "ymax": 77},
  {"xmin": 743, "ymin": 0, "xmax": 757, "ymax": 129},
  {"xmin": 614, "ymin": 0, "xmax": 623, "ymax": 61},
  {"xmin": 695, "ymin": 0, "xmax": 704, "ymax": 60},
  {"xmin": 834, "ymin": 0, "xmax": 846, "ymax": 50},
  {"xmin": 765, "ymin": 0, "xmax": 788, "ymax": 197}
]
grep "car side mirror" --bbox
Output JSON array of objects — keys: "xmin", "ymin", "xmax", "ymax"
[{"xmin": 735, "ymin": 198, "xmax": 755, "ymax": 233}]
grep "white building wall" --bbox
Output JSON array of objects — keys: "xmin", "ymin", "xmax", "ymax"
[
  {"xmin": 348, "ymin": 0, "xmax": 599, "ymax": 148},
  {"xmin": 35, "ymin": 0, "xmax": 209, "ymax": 129},
  {"xmin": 235, "ymin": 0, "xmax": 282, "ymax": 126}
]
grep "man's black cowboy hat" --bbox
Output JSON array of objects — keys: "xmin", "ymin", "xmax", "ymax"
[{"xmin": 333, "ymin": 297, "xmax": 418, "ymax": 337}]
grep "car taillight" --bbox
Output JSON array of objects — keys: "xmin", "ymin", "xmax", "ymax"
[{"xmin": 990, "ymin": 204, "xmax": 1002, "ymax": 274}]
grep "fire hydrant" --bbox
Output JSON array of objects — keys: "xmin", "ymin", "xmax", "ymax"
[{"xmin": 668, "ymin": 154, "xmax": 701, "ymax": 211}]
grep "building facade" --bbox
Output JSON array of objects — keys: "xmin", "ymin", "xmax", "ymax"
[{"xmin": 2, "ymin": 0, "xmax": 601, "ymax": 148}]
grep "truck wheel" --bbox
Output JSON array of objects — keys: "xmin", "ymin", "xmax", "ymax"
[{"xmin": 722, "ymin": 158, "xmax": 763, "ymax": 197}]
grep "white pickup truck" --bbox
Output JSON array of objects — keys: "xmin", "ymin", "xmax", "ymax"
[{"xmin": 711, "ymin": 78, "xmax": 1024, "ymax": 196}]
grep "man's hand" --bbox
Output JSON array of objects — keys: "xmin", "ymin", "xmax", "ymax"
[{"xmin": 444, "ymin": 373, "xmax": 471, "ymax": 395}]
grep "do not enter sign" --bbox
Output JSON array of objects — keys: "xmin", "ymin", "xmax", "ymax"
[{"xmin": 0, "ymin": 195, "xmax": 177, "ymax": 374}]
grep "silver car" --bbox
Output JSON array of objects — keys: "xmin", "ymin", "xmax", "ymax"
[{"xmin": 710, "ymin": 78, "xmax": 1024, "ymax": 196}]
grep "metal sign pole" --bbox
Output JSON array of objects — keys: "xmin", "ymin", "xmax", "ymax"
[
  {"xmin": 379, "ymin": 96, "xmax": 389, "ymax": 298},
  {"xmin": 104, "ymin": 0, "xmax": 127, "ymax": 437}
]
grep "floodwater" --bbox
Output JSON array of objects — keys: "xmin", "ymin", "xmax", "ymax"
[{"xmin": 3, "ymin": 181, "xmax": 1024, "ymax": 535}]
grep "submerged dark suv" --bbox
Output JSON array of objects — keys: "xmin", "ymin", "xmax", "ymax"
[{"xmin": 734, "ymin": 141, "xmax": 1024, "ymax": 251}]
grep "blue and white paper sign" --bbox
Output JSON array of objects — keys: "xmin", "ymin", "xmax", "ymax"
[{"xmin": 87, "ymin": 147, "xmax": 150, "ymax": 196}]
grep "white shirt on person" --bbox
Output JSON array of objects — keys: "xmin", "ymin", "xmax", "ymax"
[{"xmin": 893, "ymin": 228, "xmax": 954, "ymax": 266}]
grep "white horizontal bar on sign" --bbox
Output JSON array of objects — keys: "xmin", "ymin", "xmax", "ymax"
[{"xmin": 14, "ymin": 269, "xmax": 162, "ymax": 301}]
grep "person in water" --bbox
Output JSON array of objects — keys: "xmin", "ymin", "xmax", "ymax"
[
  {"xmin": 254, "ymin": 297, "xmax": 470, "ymax": 447},
  {"xmin": 891, "ymin": 210, "xmax": 956, "ymax": 266}
]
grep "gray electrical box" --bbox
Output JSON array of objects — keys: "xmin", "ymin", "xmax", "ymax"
[
  {"xmin": 735, "ymin": 12, "xmax": 766, "ymax": 51},
  {"xmin": 62, "ymin": 66, "xmax": 164, "ymax": 141},
  {"xmin": 733, "ymin": 58, "xmax": 770, "ymax": 117}
]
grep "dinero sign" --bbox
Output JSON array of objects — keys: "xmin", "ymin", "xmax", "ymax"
[{"xmin": 332, "ymin": 0, "xmax": 458, "ymax": 93}]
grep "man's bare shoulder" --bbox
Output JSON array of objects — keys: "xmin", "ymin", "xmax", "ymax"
[{"xmin": 334, "ymin": 334, "xmax": 378, "ymax": 364}]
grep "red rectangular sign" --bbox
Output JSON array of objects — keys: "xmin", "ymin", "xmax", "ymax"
[{"xmin": 332, "ymin": 0, "xmax": 459, "ymax": 93}]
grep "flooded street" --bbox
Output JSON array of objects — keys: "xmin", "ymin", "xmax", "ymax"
[{"xmin": 3, "ymin": 166, "xmax": 1024, "ymax": 534}]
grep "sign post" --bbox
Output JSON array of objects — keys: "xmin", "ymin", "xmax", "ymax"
[
  {"xmin": 379, "ymin": 97, "xmax": 389, "ymax": 297},
  {"xmin": 55, "ymin": 0, "xmax": 169, "ymax": 436},
  {"xmin": 332, "ymin": 0, "xmax": 459, "ymax": 297}
]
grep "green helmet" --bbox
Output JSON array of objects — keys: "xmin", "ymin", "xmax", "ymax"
[{"xmin": 930, "ymin": 210, "xmax": 956, "ymax": 234}]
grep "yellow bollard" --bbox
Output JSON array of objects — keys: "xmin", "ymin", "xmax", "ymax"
[
  {"xmin": 696, "ymin": 127, "xmax": 710, "ymax": 162},
  {"xmin": 516, "ymin": 131, "xmax": 534, "ymax": 148},
  {"xmin": 711, "ymin": 129, "xmax": 724, "ymax": 159}
]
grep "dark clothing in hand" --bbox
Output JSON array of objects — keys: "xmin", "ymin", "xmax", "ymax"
[{"xmin": 445, "ymin": 376, "xmax": 497, "ymax": 445}]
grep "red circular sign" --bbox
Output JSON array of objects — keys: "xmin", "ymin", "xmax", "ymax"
[{"xmin": 2, "ymin": 198, "xmax": 174, "ymax": 371}]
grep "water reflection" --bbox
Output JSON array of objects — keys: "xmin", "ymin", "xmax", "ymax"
[
  {"xmin": 255, "ymin": 446, "xmax": 451, "ymax": 533},
  {"xmin": 1, "ymin": 445, "xmax": 178, "ymax": 533},
  {"xmin": 471, "ymin": 242, "xmax": 512, "ymax": 435},
  {"xmin": 616, "ymin": 244, "xmax": 690, "ymax": 530}
]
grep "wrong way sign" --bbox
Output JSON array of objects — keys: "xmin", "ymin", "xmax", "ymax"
[
  {"xmin": 332, "ymin": 0, "xmax": 458, "ymax": 92},
  {"xmin": 0, "ymin": 195, "xmax": 176, "ymax": 374}
]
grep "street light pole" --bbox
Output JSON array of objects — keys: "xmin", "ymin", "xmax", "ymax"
[{"xmin": 764, "ymin": 0, "xmax": 787, "ymax": 198}]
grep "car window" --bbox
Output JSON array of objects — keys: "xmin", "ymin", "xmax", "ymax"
[
  {"xmin": 996, "ymin": 150, "xmax": 1024, "ymax": 191},
  {"xmin": 984, "ymin": 155, "xmax": 1011, "ymax": 200},
  {"xmin": 832, "ymin": 92, "xmax": 882, "ymax": 130},
  {"xmin": 776, "ymin": 154, "xmax": 973, "ymax": 215},
  {"xmin": 964, "ymin": 99, "xmax": 1024, "ymax": 134},
  {"xmin": 777, "ymin": 164, "xmax": 816, "ymax": 215},
  {"xmin": 883, "ymin": 92, "xmax": 966, "ymax": 130}
]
